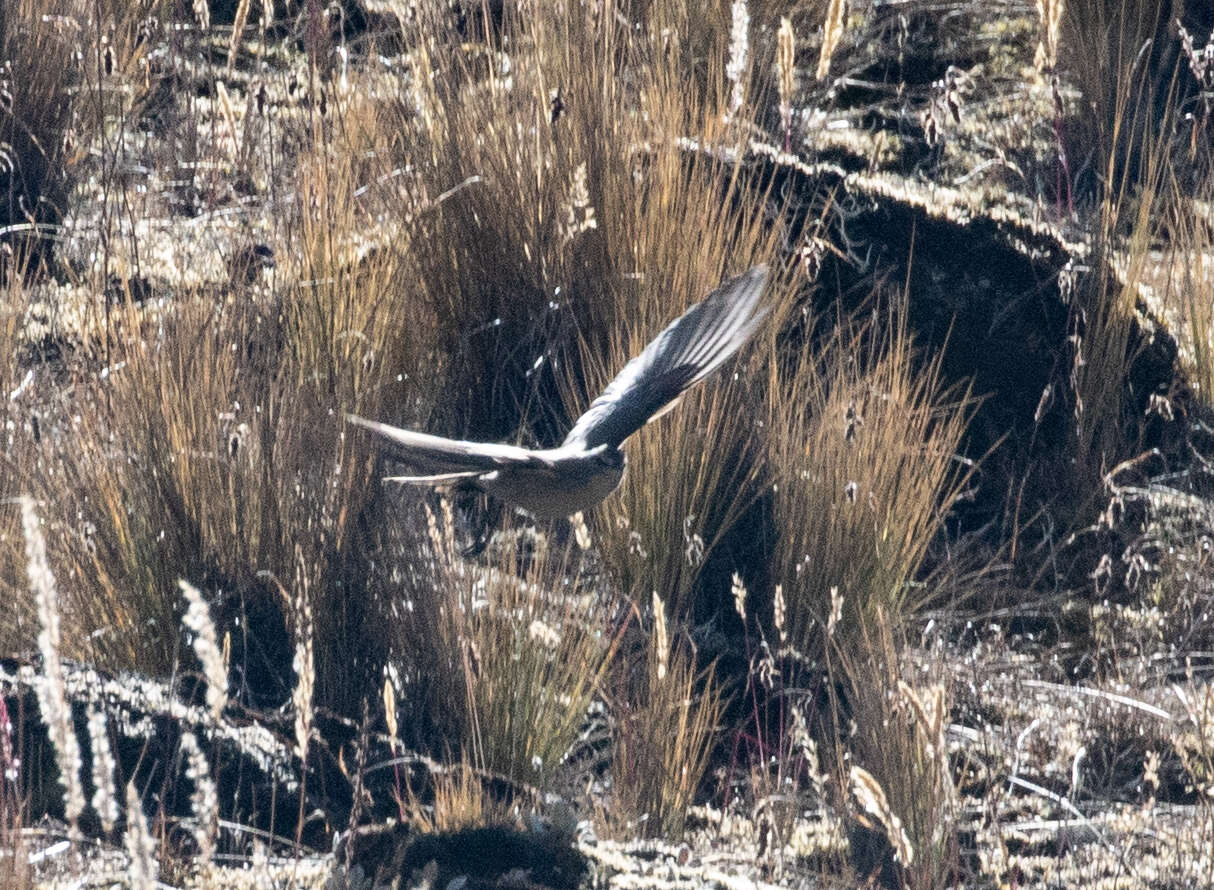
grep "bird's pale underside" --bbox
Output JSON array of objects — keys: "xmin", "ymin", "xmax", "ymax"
[{"xmin": 348, "ymin": 265, "xmax": 770, "ymax": 518}]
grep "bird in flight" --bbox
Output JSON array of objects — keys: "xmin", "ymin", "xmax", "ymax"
[{"xmin": 348, "ymin": 265, "xmax": 770, "ymax": 519}]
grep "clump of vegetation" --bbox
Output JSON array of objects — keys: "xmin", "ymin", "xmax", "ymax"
[
  {"xmin": 765, "ymin": 300, "xmax": 974, "ymax": 651},
  {"xmin": 411, "ymin": 501, "xmax": 621, "ymax": 788},
  {"xmin": 606, "ymin": 592, "xmax": 727, "ymax": 840},
  {"xmin": 4, "ymin": 0, "xmax": 1214, "ymax": 887}
]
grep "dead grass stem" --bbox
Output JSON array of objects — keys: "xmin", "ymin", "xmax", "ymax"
[{"xmin": 21, "ymin": 496, "xmax": 83, "ymax": 832}]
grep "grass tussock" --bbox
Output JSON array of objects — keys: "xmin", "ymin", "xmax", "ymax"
[
  {"xmin": 358, "ymin": 1, "xmax": 793, "ymax": 631},
  {"xmin": 605, "ymin": 593, "xmax": 726, "ymax": 840},
  {"xmin": 1058, "ymin": 0, "xmax": 1179, "ymax": 196},
  {"xmin": 0, "ymin": 0, "xmax": 80, "ymax": 248},
  {"xmin": 403, "ymin": 500, "xmax": 621, "ymax": 788},
  {"xmin": 577, "ymin": 237, "xmax": 786, "ymax": 628},
  {"xmin": 0, "ymin": 95, "xmax": 437, "ymax": 698},
  {"xmin": 826, "ymin": 608, "xmax": 959, "ymax": 888},
  {"xmin": 1161, "ymin": 162, "xmax": 1214, "ymax": 401},
  {"xmin": 756, "ymin": 299, "xmax": 970, "ymax": 882},
  {"xmin": 765, "ymin": 300, "xmax": 974, "ymax": 653},
  {"xmin": 402, "ymin": 759, "xmax": 517, "ymax": 835},
  {"xmin": 1064, "ymin": 82, "xmax": 1171, "ymax": 512},
  {"xmin": 0, "ymin": 0, "xmax": 166, "ymax": 256},
  {"xmin": 556, "ymin": 73, "xmax": 791, "ymax": 627},
  {"xmin": 316, "ymin": 0, "xmax": 804, "ymax": 820},
  {"xmin": 1054, "ymin": 0, "xmax": 1188, "ymax": 517}
]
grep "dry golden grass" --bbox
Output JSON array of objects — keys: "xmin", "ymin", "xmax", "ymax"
[
  {"xmin": 22, "ymin": 496, "xmax": 85, "ymax": 832},
  {"xmin": 756, "ymin": 296, "xmax": 972, "ymax": 883},
  {"xmin": 826, "ymin": 607, "xmax": 959, "ymax": 888},
  {"xmin": 350, "ymin": 1, "xmax": 795, "ymax": 635},
  {"xmin": 0, "ymin": 273, "xmax": 31, "ymax": 655},
  {"xmin": 406, "ymin": 501, "xmax": 621, "ymax": 788},
  {"xmin": 8, "ymin": 0, "xmax": 1214, "ymax": 886},
  {"xmin": 0, "ymin": 82, "xmax": 442, "ymax": 696},
  {"xmin": 1160, "ymin": 164, "xmax": 1214, "ymax": 401},
  {"xmin": 765, "ymin": 298, "xmax": 974, "ymax": 653},
  {"xmin": 316, "ymin": 1, "xmax": 799, "ymax": 817},
  {"xmin": 402, "ymin": 759, "xmax": 518, "ymax": 835},
  {"xmin": 606, "ymin": 594, "xmax": 727, "ymax": 840},
  {"xmin": 552, "ymin": 58, "xmax": 791, "ymax": 627},
  {"xmin": 1066, "ymin": 203, "xmax": 1156, "ymax": 505},
  {"xmin": 6, "ymin": 1, "xmax": 975, "ymax": 869},
  {"xmin": 1064, "ymin": 64, "xmax": 1172, "ymax": 513}
]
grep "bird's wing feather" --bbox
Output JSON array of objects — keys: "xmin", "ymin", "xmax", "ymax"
[
  {"xmin": 562, "ymin": 265, "xmax": 770, "ymax": 450},
  {"xmin": 383, "ymin": 470, "xmax": 484, "ymax": 485},
  {"xmin": 347, "ymin": 415, "xmax": 547, "ymax": 475}
]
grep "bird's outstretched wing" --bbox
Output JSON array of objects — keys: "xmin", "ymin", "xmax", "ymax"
[
  {"xmin": 562, "ymin": 265, "xmax": 770, "ymax": 451},
  {"xmin": 346, "ymin": 415, "xmax": 548, "ymax": 476}
]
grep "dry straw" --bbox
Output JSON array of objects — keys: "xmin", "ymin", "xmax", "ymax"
[
  {"xmin": 609, "ymin": 624, "xmax": 725, "ymax": 840},
  {"xmin": 229, "ymin": 0, "xmax": 252, "ymax": 71},
  {"xmin": 1163, "ymin": 170, "xmax": 1214, "ymax": 401},
  {"xmin": 179, "ymin": 580, "xmax": 228, "ymax": 722},
  {"xmin": 403, "ymin": 759, "xmax": 512, "ymax": 833},
  {"xmin": 777, "ymin": 17, "xmax": 796, "ymax": 147},
  {"xmin": 21, "ymin": 496, "xmax": 84, "ymax": 830},
  {"xmin": 85, "ymin": 707, "xmax": 118, "ymax": 834},
  {"xmin": 726, "ymin": 1, "xmax": 751, "ymax": 116},
  {"xmin": 1034, "ymin": 0, "xmax": 1064, "ymax": 72},
  {"xmin": 124, "ymin": 781, "xmax": 158, "ymax": 890},
  {"xmin": 849, "ymin": 764, "xmax": 914, "ymax": 866},
  {"xmin": 571, "ymin": 511, "xmax": 592, "ymax": 551},
  {"xmin": 764, "ymin": 302, "xmax": 972, "ymax": 653},
  {"xmin": 214, "ymin": 80, "xmax": 239, "ymax": 157},
  {"xmin": 412, "ymin": 501, "xmax": 619, "ymax": 787},
  {"xmin": 180, "ymin": 731, "xmax": 218, "ymax": 862},
  {"xmin": 827, "ymin": 607, "xmax": 959, "ymax": 888},
  {"xmin": 817, "ymin": 0, "xmax": 847, "ymax": 81}
]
